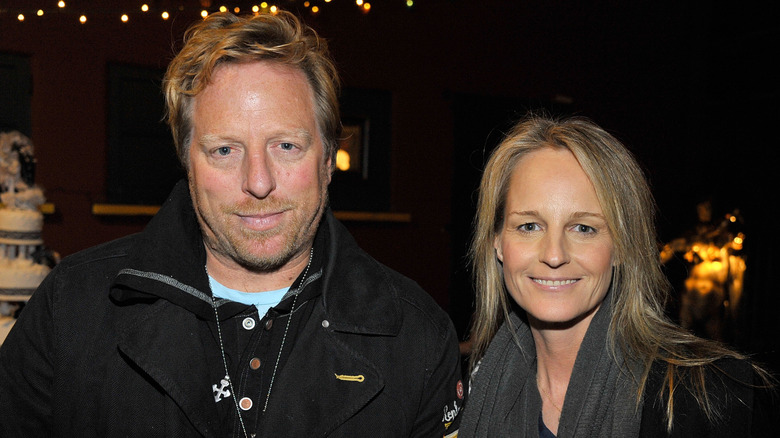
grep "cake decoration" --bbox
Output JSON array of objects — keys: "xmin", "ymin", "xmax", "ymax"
[{"xmin": 0, "ymin": 131, "xmax": 58, "ymax": 344}]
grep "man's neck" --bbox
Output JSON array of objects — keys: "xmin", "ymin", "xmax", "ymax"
[{"xmin": 204, "ymin": 246, "xmax": 312, "ymax": 293}]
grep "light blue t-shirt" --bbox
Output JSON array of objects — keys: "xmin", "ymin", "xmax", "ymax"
[{"xmin": 208, "ymin": 276, "xmax": 288, "ymax": 317}]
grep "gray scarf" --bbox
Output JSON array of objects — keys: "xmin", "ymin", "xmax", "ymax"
[{"xmin": 460, "ymin": 295, "xmax": 643, "ymax": 437}]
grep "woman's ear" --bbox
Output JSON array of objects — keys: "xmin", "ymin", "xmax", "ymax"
[{"xmin": 493, "ymin": 235, "xmax": 503, "ymax": 262}]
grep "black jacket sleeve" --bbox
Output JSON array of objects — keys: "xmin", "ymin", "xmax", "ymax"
[
  {"xmin": 410, "ymin": 316, "xmax": 463, "ymax": 438},
  {"xmin": 0, "ymin": 271, "xmax": 57, "ymax": 436}
]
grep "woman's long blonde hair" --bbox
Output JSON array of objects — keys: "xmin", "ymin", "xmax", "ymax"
[{"xmin": 469, "ymin": 114, "xmax": 763, "ymax": 430}]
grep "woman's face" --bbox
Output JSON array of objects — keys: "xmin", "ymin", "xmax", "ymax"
[{"xmin": 494, "ymin": 147, "xmax": 614, "ymax": 328}]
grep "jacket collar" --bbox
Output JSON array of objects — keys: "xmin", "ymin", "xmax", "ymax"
[
  {"xmin": 109, "ymin": 180, "xmax": 248, "ymax": 320},
  {"xmin": 317, "ymin": 211, "xmax": 402, "ymax": 336}
]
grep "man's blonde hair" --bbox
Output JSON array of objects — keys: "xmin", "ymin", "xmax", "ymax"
[{"xmin": 163, "ymin": 11, "xmax": 341, "ymax": 169}]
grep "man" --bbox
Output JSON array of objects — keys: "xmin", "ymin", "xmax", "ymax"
[{"xmin": 0, "ymin": 12, "xmax": 463, "ymax": 437}]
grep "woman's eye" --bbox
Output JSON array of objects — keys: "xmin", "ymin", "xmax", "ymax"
[
  {"xmin": 518, "ymin": 223, "xmax": 538, "ymax": 232},
  {"xmin": 575, "ymin": 224, "xmax": 595, "ymax": 233}
]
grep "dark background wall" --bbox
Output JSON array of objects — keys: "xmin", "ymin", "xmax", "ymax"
[{"xmin": 1, "ymin": 1, "xmax": 778, "ymax": 371}]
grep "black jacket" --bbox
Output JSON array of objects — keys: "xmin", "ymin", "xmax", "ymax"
[{"xmin": 0, "ymin": 180, "xmax": 464, "ymax": 437}]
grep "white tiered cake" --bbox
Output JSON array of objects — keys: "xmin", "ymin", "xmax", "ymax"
[
  {"xmin": 0, "ymin": 131, "xmax": 56, "ymax": 344},
  {"xmin": 0, "ymin": 200, "xmax": 50, "ymax": 295}
]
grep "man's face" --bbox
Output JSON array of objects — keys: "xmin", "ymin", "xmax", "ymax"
[{"xmin": 188, "ymin": 61, "xmax": 331, "ymax": 273}]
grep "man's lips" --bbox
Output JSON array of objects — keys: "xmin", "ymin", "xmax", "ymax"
[{"xmin": 236, "ymin": 210, "xmax": 285, "ymax": 231}]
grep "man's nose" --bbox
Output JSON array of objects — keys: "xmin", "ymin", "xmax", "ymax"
[{"xmin": 243, "ymin": 150, "xmax": 276, "ymax": 198}]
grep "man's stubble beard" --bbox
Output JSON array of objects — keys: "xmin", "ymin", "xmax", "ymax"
[
  {"xmin": 192, "ymin": 178, "xmax": 329, "ymax": 274},
  {"xmin": 220, "ymin": 195, "xmax": 327, "ymax": 272}
]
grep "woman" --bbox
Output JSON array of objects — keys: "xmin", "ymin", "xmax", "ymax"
[{"xmin": 460, "ymin": 115, "xmax": 774, "ymax": 437}]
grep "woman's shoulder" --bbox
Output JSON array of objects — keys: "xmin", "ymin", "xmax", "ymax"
[{"xmin": 640, "ymin": 357, "xmax": 777, "ymax": 437}]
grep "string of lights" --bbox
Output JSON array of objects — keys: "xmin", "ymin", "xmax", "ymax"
[{"xmin": 1, "ymin": 1, "xmax": 417, "ymax": 24}]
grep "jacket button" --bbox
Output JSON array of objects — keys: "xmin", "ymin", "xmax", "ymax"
[
  {"xmin": 239, "ymin": 397, "xmax": 253, "ymax": 410},
  {"xmin": 242, "ymin": 317, "xmax": 256, "ymax": 330},
  {"xmin": 264, "ymin": 319, "xmax": 273, "ymax": 330},
  {"xmin": 249, "ymin": 358, "xmax": 261, "ymax": 370},
  {"xmin": 321, "ymin": 320, "xmax": 330, "ymax": 328}
]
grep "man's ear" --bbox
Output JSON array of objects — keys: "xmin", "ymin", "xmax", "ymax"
[{"xmin": 325, "ymin": 153, "xmax": 334, "ymax": 184}]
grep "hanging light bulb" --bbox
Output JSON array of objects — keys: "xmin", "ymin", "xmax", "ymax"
[
  {"xmin": 121, "ymin": 14, "xmax": 129, "ymax": 22},
  {"xmin": 17, "ymin": 14, "xmax": 25, "ymax": 21},
  {"xmin": 79, "ymin": 15, "xmax": 87, "ymax": 24},
  {"xmin": 58, "ymin": 1, "xmax": 66, "ymax": 8},
  {"xmin": 37, "ymin": 10, "xmax": 44, "ymax": 16},
  {"xmin": 201, "ymin": 10, "xmax": 209, "ymax": 18},
  {"xmin": 141, "ymin": 4, "xmax": 149, "ymax": 12},
  {"xmin": 161, "ymin": 11, "xmax": 170, "ymax": 19}
]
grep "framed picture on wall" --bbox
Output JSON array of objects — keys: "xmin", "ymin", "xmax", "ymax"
[
  {"xmin": 329, "ymin": 88, "xmax": 392, "ymax": 212},
  {"xmin": 0, "ymin": 53, "xmax": 32, "ymax": 136},
  {"xmin": 106, "ymin": 63, "xmax": 183, "ymax": 205}
]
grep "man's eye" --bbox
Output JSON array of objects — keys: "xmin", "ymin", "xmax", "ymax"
[
  {"xmin": 216, "ymin": 146, "xmax": 231, "ymax": 156},
  {"xmin": 279, "ymin": 142, "xmax": 296, "ymax": 151}
]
